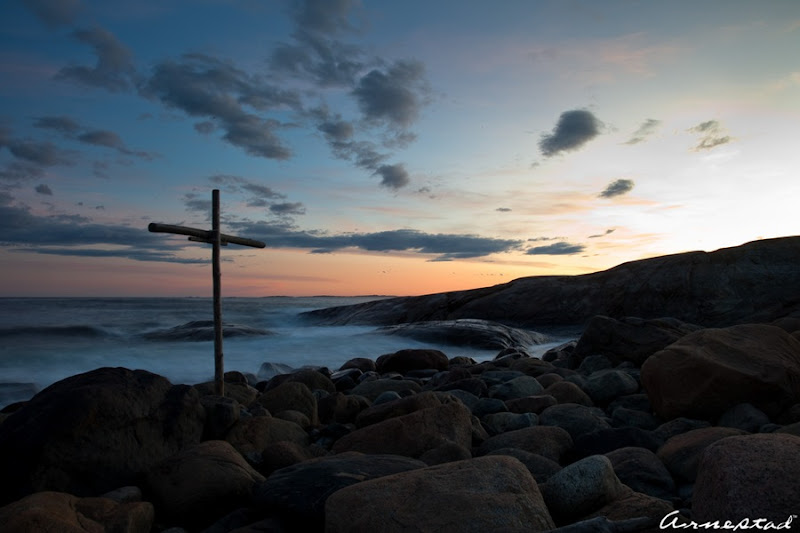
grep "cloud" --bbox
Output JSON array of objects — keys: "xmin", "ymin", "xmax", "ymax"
[
  {"xmin": 375, "ymin": 163, "xmax": 410, "ymax": 190},
  {"xmin": 624, "ymin": 118, "xmax": 661, "ymax": 145},
  {"xmin": 588, "ymin": 228, "xmax": 616, "ymax": 239},
  {"xmin": 688, "ymin": 120, "xmax": 732, "ymax": 151},
  {"xmin": 194, "ymin": 121, "xmax": 216, "ymax": 134},
  {"xmin": 22, "ymin": 0, "xmax": 82, "ymax": 29},
  {"xmin": 496, "ymin": 207, "xmax": 512, "ymax": 212},
  {"xmin": 55, "ymin": 27, "xmax": 138, "ymax": 92},
  {"xmin": 599, "ymin": 179, "xmax": 635, "ymax": 198},
  {"xmin": 352, "ymin": 60, "xmax": 428, "ymax": 130},
  {"xmin": 526, "ymin": 241, "xmax": 586, "ymax": 255},
  {"xmin": 6, "ymin": 139, "xmax": 73, "ymax": 166},
  {"xmin": 539, "ymin": 109, "xmax": 602, "ymax": 157},
  {"xmin": 35, "ymin": 184, "xmax": 53, "ymax": 195},
  {"xmin": 0, "ymin": 161, "xmax": 45, "ymax": 183},
  {"xmin": 269, "ymin": 0, "xmax": 365, "ymax": 87},
  {"xmin": 142, "ymin": 53, "xmax": 300, "ymax": 160},
  {"xmin": 270, "ymin": 202, "xmax": 306, "ymax": 215},
  {"xmin": 33, "ymin": 115, "xmax": 82, "ymax": 135},
  {"xmin": 34, "ymin": 115, "xmax": 155, "ymax": 159}
]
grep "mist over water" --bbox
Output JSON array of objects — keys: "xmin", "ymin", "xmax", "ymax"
[{"xmin": 0, "ymin": 297, "xmax": 573, "ymax": 408}]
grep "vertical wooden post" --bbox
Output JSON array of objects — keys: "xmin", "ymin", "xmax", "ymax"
[{"xmin": 212, "ymin": 189, "xmax": 224, "ymax": 396}]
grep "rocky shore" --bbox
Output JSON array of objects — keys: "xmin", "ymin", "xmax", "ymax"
[
  {"xmin": 1, "ymin": 237, "xmax": 799, "ymax": 532},
  {"xmin": 0, "ymin": 315, "xmax": 799, "ymax": 532}
]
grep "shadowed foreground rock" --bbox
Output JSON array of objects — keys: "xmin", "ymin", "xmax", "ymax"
[
  {"xmin": 324, "ymin": 455, "xmax": 556, "ymax": 532},
  {"xmin": 0, "ymin": 367, "xmax": 205, "ymax": 505}
]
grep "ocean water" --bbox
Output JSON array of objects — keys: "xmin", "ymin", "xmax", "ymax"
[{"xmin": 0, "ymin": 297, "xmax": 572, "ymax": 408}]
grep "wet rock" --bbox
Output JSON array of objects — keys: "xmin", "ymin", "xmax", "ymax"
[
  {"xmin": 349, "ymin": 378, "xmax": 422, "ymax": 401},
  {"xmin": 225, "ymin": 416, "xmax": 309, "ymax": 457},
  {"xmin": 143, "ymin": 320, "xmax": 272, "ymax": 341},
  {"xmin": 605, "ymin": 447, "xmax": 676, "ymax": 501},
  {"xmin": 545, "ymin": 381, "xmax": 594, "ymax": 406},
  {"xmin": 375, "ymin": 319, "xmax": 547, "ymax": 350},
  {"xmin": 583, "ymin": 370, "xmax": 639, "ymax": 406},
  {"xmin": 375, "ymin": 348, "xmax": 449, "ymax": 374},
  {"xmin": 539, "ymin": 403, "xmax": 612, "ymax": 441},
  {"xmin": 355, "ymin": 390, "xmax": 451, "ymax": 428},
  {"xmin": 255, "ymin": 381, "xmax": 318, "ymax": 427},
  {"xmin": 489, "ymin": 375, "xmax": 545, "ymax": 401}
]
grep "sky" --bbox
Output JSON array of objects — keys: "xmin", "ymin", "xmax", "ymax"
[{"xmin": 1, "ymin": 0, "xmax": 799, "ymax": 297}]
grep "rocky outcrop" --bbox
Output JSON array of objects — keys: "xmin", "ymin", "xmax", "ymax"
[
  {"xmin": 324, "ymin": 456, "xmax": 556, "ymax": 532},
  {"xmin": 142, "ymin": 320, "xmax": 272, "ymax": 341},
  {"xmin": 373, "ymin": 319, "xmax": 549, "ymax": 349},
  {"xmin": 641, "ymin": 324, "xmax": 800, "ymax": 421},
  {"xmin": 0, "ymin": 367, "xmax": 205, "ymax": 504},
  {"xmin": 302, "ymin": 237, "xmax": 800, "ymax": 328}
]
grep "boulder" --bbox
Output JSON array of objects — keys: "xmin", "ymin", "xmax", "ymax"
[
  {"xmin": 375, "ymin": 348, "xmax": 449, "ymax": 374},
  {"xmin": 255, "ymin": 381, "xmax": 318, "ymax": 426},
  {"xmin": 259, "ymin": 440, "xmax": 319, "ymax": 476},
  {"xmin": 142, "ymin": 320, "xmax": 272, "ymax": 341},
  {"xmin": 349, "ymin": 378, "xmax": 422, "ymax": 401},
  {"xmin": 582, "ymin": 370, "xmax": 639, "ymax": 406},
  {"xmin": 573, "ymin": 427, "xmax": 662, "ymax": 458},
  {"xmin": 535, "ymin": 373, "xmax": 564, "ymax": 389},
  {"xmin": 224, "ymin": 416, "xmax": 309, "ymax": 457},
  {"xmin": 252, "ymin": 452, "xmax": 425, "ymax": 529},
  {"xmin": 355, "ymin": 390, "xmax": 448, "ymax": 428},
  {"xmin": 332, "ymin": 401, "xmax": 473, "ymax": 458},
  {"xmin": 610, "ymin": 407, "xmax": 660, "ymax": 430},
  {"xmin": 605, "ymin": 447, "xmax": 676, "ymax": 501},
  {"xmin": 641, "ymin": 324, "xmax": 800, "ymax": 421},
  {"xmin": 657, "ymin": 426, "xmax": 746, "ymax": 482},
  {"xmin": 511, "ymin": 357, "xmax": 560, "ymax": 377},
  {"xmin": 339, "ymin": 357, "xmax": 376, "ymax": 372},
  {"xmin": 200, "ymin": 395, "xmax": 240, "ymax": 439},
  {"xmin": 585, "ymin": 489, "xmax": 675, "ymax": 531},
  {"xmin": 652, "ymin": 417, "xmax": 710, "ymax": 443},
  {"xmin": 545, "ymin": 381, "xmax": 594, "ymax": 406},
  {"xmin": 317, "ymin": 392, "xmax": 370, "ymax": 425},
  {"xmin": 0, "ymin": 491, "xmax": 154, "ymax": 533},
  {"xmin": 539, "ymin": 403, "xmax": 612, "ymax": 441},
  {"xmin": 193, "ymin": 381, "xmax": 258, "ymax": 405},
  {"xmin": 145, "ymin": 440, "xmax": 264, "ymax": 530},
  {"xmin": 506, "ymin": 395, "xmax": 559, "ymax": 414},
  {"xmin": 489, "ymin": 375, "xmax": 545, "ymax": 401},
  {"xmin": 540, "ymin": 455, "xmax": 626, "ymax": 523},
  {"xmin": 0, "ymin": 367, "xmax": 205, "ymax": 504},
  {"xmin": 717, "ymin": 402, "xmax": 770, "ymax": 432},
  {"xmin": 573, "ymin": 316, "xmax": 701, "ymax": 367},
  {"xmin": 482, "ymin": 412, "xmax": 538, "ymax": 435},
  {"xmin": 324, "ymin": 456, "xmax": 556, "ymax": 532},
  {"xmin": 419, "ymin": 440, "xmax": 473, "ymax": 465},
  {"xmin": 374, "ymin": 319, "xmax": 548, "ymax": 350},
  {"xmin": 486, "ymin": 448, "xmax": 563, "ymax": 483},
  {"xmin": 694, "ymin": 434, "xmax": 800, "ymax": 526},
  {"xmin": 477, "ymin": 425, "xmax": 573, "ymax": 463}
]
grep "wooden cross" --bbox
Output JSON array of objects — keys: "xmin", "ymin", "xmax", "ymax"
[{"xmin": 148, "ymin": 189, "xmax": 265, "ymax": 396}]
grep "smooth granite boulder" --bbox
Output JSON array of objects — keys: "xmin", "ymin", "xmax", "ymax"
[
  {"xmin": 325, "ymin": 456, "xmax": 556, "ymax": 532},
  {"xmin": 693, "ymin": 433, "xmax": 800, "ymax": 526},
  {"xmin": 657, "ymin": 426, "xmax": 747, "ymax": 482},
  {"xmin": 642, "ymin": 324, "xmax": 800, "ymax": 421},
  {"xmin": 540, "ymin": 455, "xmax": 626, "ymax": 523},
  {"xmin": 477, "ymin": 425, "xmax": 573, "ymax": 463}
]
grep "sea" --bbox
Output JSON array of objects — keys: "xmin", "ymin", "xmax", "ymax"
[{"xmin": 0, "ymin": 297, "xmax": 574, "ymax": 409}]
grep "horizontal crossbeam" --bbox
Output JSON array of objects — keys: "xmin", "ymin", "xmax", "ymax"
[{"xmin": 148, "ymin": 222, "xmax": 265, "ymax": 248}]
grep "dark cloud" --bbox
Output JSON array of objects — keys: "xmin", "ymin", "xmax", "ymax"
[
  {"xmin": 600, "ymin": 179, "xmax": 634, "ymax": 198},
  {"xmin": 375, "ymin": 163, "xmax": 409, "ymax": 190},
  {"xmin": 229, "ymin": 221, "xmax": 523, "ymax": 261},
  {"xmin": 142, "ymin": 53, "xmax": 300, "ymax": 160},
  {"xmin": 539, "ymin": 109, "xmax": 602, "ymax": 157},
  {"xmin": 496, "ymin": 207, "xmax": 512, "ymax": 212},
  {"xmin": 194, "ymin": 121, "xmax": 216, "ymax": 134},
  {"xmin": 78, "ymin": 129, "xmax": 126, "ymax": 150},
  {"xmin": 35, "ymin": 184, "xmax": 53, "ymax": 195},
  {"xmin": 55, "ymin": 27, "xmax": 138, "ymax": 92},
  {"xmin": 0, "ymin": 161, "xmax": 45, "ymax": 183},
  {"xmin": 290, "ymin": 0, "xmax": 359, "ymax": 35},
  {"xmin": 7, "ymin": 139, "xmax": 73, "ymax": 166},
  {"xmin": 183, "ymin": 193, "xmax": 212, "ymax": 214},
  {"xmin": 270, "ymin": 202, "xmax": 306, "ymax": 215},
  {"xmin": 588, "ymin": 228, "xmax": 615, "ymax": 239},
  {"xmin": 33, "ymin": 115, "xmax": 82, "ymax": 135},
  {"xmin": 689, "ymin": 120, "xmax": 732, "ymax": 151},
  {"xmin": 22, "ymin": 0, "xmax": 82, "ymax": 29},
  {"xmin": 624, "ymin": 118, "xmax": 661, "ymax": 145},
  {"xmin": 352, "ymin": 60, "xmax": 427, "ymax": 130},
  {"xmin": 526, "ymin": 241, "xmax": 586, "ymax": 255},
  {"xmin": 315, "ymin": 111, "xmax": 390, "ymax": 172}
]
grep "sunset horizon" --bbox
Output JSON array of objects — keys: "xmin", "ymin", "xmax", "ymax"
[{"xmin": 2, "ymin": 1, "xmax": 799, "ymax": 298}]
